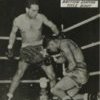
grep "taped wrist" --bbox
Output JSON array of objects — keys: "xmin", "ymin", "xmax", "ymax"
[
  {"xmin": 7, "ymin": 44, "xmax": 13, "ymax": 49},
  {"xmin": 7, "ymin": 93, "xmax": 13, "ymax": 99}
]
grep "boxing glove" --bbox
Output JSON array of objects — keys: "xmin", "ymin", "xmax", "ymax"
[
  {"xmin": 6, "ymin": 48, "xmax": 14, "ymax": 59},
  {"xmin": 44, "ymin": 55, "xmax": 53, "ymax": 66}
]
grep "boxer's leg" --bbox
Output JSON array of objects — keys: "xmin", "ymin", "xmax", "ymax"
[
  {"xmin": 41, "ymin": 64, "xmax": 56, "ymax": 88},
  {"xmin": 67, "ymin": 86, "xmax": 80, "ymax": 97},
  {"xmin": 7, "ymin": 60, "xmax": 29, "ymax": 98},
  {"xmin": 51, "ymin": 76, "xmax": 79, "ymax": 100}
]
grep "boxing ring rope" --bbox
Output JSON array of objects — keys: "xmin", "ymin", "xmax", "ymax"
[
  {"xmin": 89, "ymin": 71, "xmax": 100, "ymax": 76},
  {"xmin": 0, "ymin": 71, "xmax": 99, "ymax": 84},
  {"xmin": 81, "ymin": 41, "xmax": 100, "ymax": 50},
  {"xmin": 0, "ymin": 14, "xmax": 99, "ymax": 41},
  {"xmin": 0, "ymin": 79, "xmax": 40, "ymax": 84},
  {"xmin": 0, "ymin": 37, "xmax": 21, "ymax": 40},
  {"xmin": 0, "ymin": 41, "xmax": 99, "ymax": 60},
  {"xmin": 0, "ymin": 71, "xmax": 100, "ymax": 84},
  {"xmin": 0, "ymin": 77, "xmax": 49, "ymax": 84},
  {"xmin": 0, "ymin": 14, "xmax": 99, "ymax": 84},
  {"xmin": 62, "ymin": 14, "xmax": 100, "ymax": 33}
]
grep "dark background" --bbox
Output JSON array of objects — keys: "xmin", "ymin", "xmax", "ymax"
[{"xmin": 0, "ymin": 0, "xmax": 99, "ymax": 100}]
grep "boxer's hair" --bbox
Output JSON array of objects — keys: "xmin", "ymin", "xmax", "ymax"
[
  {"xmin": 26, "ymin": 0, "xmax": 39, "ymax": 8},
  {"xmin": 43, "ymin": 35, "xmax": 59, "ymax": 48}
]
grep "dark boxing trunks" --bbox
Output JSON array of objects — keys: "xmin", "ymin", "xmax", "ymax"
[{"xmin": 20, "ymin": 45, "xmax": 44, "ymax": 64}]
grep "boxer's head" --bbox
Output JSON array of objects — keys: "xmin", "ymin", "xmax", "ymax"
[
  {"xmin": 26, "ymin": 3, "xmax": 39, "ymax": 19},
  {"xmin": 44, "ymin": 36, "xmax": 60, "ymax": 52}
]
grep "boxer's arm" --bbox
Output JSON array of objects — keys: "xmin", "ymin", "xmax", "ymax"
[
  {"xmin": 42, "ymin": 15, "xmax": 59, "ymax": 35},
  {"xmin": 8, "ymin": 19, "xmax": 18, "ymax": 49}
]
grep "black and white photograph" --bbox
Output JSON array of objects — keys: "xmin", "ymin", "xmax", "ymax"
[{"xmin": 0, "ymin": 0, "xmax": 99, "ymax": 100}]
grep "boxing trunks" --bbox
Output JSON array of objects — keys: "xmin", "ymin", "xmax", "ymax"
[
  {"xmin": 20, "ymin": 45, "xmax": 44, "ymax": 64},
  {"xmin": 65, "ymin": 62, "xmax": 89, "ymax": 88}
]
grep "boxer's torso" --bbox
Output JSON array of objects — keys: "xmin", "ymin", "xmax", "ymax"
[
  {"xmin": 15, "ymin": 13, "xmax": 44, "ymax": 47},
  {"xmin": 60, "ymin": 39, "xmax": 85, "ymax": 64}
]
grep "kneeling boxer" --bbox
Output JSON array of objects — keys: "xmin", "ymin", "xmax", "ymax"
[{"xmin": 44, "ymin": 36, "xmax": 89, "ymax": 100}]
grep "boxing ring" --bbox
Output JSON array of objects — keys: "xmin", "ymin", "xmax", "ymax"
[{"xmin": 0, "ymin": 14, "xmax": 99, "ymax": 99}]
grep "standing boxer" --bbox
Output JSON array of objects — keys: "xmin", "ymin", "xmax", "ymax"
[{"xmin": 5, "ymin": 2, "xmax": 59, "ymax": 100}]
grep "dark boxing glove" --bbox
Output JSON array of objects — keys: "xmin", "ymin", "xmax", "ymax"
[
  {"xmin": 6, "ymin": 48, "xmax": 14, "ymax": 59},
  {"xmin": 44, "ymin": 55, "xmax": 53, "ymax": 66},
  {"xmin": 59, "ymin": 31, "xmax": 66, "ymax": 39}
]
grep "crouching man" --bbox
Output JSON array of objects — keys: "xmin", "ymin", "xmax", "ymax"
[{"xmin": 44, "ymin": 36, "xmax": 89, "ymax": 100}]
